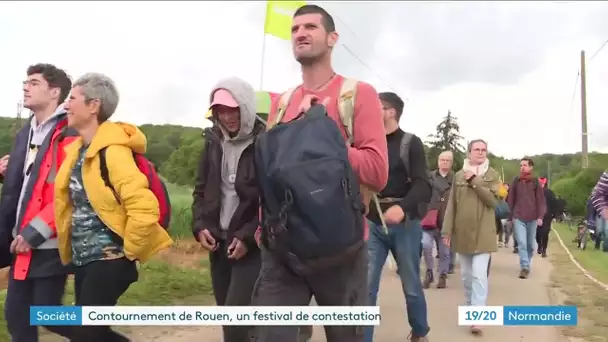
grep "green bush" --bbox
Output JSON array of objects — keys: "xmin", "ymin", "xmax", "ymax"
[{"xmin": 552, "ymin": 167, "xmax": 605, "ymax": 217}]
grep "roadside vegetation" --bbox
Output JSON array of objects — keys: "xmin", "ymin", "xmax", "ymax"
[{"xmin": 549, "ymin": 223, "xmax": 608, "ymax": 342}]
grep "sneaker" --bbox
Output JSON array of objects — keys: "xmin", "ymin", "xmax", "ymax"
[
  {"xmin": 537, "ymin": 248, "xmax": 542, "ymax": 254},
  {"xmin": 504, "ymin": 242, "xmax": 509, "ymax": 248},
  {"xmin": 498, "ymin": 242, "xmax": 504, "ymax": 247},
  {"xmin": 513, "ymin": 247, "xmax": 519, "ymax": 254},
  {"xmin": 423, "ymin": 270, "xmax": 434, "ymax": 289},
  {"xmin": 437, "ymin": 274, "xmax": 447, "ymax": 288},
  {"xmin": 470, "ymin": 325, "xmax": 482, "ymax": 336},
  {"xmin": 519, "ymin": 268, "xmax": 529, "ymax": 279},
  {"xmin": 542, "ymin": 251, "xmax": 547, "ymax": 258}
]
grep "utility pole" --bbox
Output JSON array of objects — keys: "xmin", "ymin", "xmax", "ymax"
[
  {"xmin": 580, "ymin": 50, "xmax": 589, "ymax": 169},
  {"xmin": 12, "ymin": 100, "xmax": 23, "ymax": 139}
]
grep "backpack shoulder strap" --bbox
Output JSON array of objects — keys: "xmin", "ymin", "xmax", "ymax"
[
  {"xmin": 99, "ymin": 147, "xmax": 121, "ymax": 203},
  {"xmin": 399, "ymin": 132, "xmax": 414, "ymax": 177},
  {"xmin": 338, "ymin": 78, "xmax": 359, "ymax": 146},
  {"xmin": 267, "ymin": 87, "xmax": 297, "ymax": 131}
]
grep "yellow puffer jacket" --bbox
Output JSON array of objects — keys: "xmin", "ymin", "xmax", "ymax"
[{"xmin": 54, "ymin": 121, "xmax": 173, "ymax": 265}]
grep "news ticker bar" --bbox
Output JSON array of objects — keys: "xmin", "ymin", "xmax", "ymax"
[
  {"xmin": 31, "ymin": 306, "xmax": 381, "ymax": 326},
  {"xmin": 30, "ymin": 305, "xmax": 578, "ymax": 326},
  {"xmin": 457, "ymin": 306, "xmax": 577, "ymax": 326}
]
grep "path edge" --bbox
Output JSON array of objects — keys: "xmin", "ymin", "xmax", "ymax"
[{"xmin": 552, "ymin": 228, "xmax": 608, "ymax": 291}]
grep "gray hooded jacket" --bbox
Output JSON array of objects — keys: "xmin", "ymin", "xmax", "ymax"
[{"xmin": 209, "ymin": 77, "xmax": 257, "ymax": 232}]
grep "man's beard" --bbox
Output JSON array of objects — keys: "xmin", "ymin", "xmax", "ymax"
[
  {"xmin": 296, "ymin": 54, "xmax": 319, "ymax": 66},
  {"xmin": 295, "ymin": 48, "xmax": 328, "ymax": 66}
]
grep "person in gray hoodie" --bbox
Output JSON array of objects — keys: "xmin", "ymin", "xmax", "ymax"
[{"xmin": 192, "ymin": 77, "xmax": 264, "ymax": 342}]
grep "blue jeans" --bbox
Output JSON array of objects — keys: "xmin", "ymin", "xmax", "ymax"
[
  {"xmin": 365, "ymin": 219, "xmax": 429, "ymax": 340},
  {"xmin": 458, "ymin": 253, "xmax": 491, "ymax": 306},
  {"xmin": 596, "ymin": 216, "xmax": 608, "ymax": 251},
  {"xmin": 513, "ymin": 219, "xmax": 538, "ymax": 269},
  {"xmin": 422, "ymin": 228, "xmax": 450, "ymax": 275}
]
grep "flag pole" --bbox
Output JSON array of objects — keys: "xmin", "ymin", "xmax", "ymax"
[{"xmin": 259, "ymin": 33, "xmax": 267, "ymax": 90}]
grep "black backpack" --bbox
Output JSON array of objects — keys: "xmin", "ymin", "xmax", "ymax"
[
  {"xmin": 399, "ymin": 132, "xmax": 429, "ymax": 218},
  {"xmin": 255, "ymin": 104, "xmax": 365, "ymax": 276}
]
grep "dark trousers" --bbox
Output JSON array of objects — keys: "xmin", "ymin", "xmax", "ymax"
[
  {"xmin": 536, "ymin": 220, "xmax": 551, "ymax": 252},
  {"xmin": 5, "ymin": 269, "xmax": 75, "ymax": 342},
  {"xmin": 251, "ymin": 245, "xmax": 368, "ymax": 342},
  {"xmin": 210, "ymin": 240, "xmax": 262, "ymax": 342},
  {"xmin": 72, "ymin": 258, "xmax": 138, "ymax": 342}
]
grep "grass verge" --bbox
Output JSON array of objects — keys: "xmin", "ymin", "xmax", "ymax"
[
  {"xmin": 552, "ymin": 223, "xmax": 608, "ymax": 283},
  {"xmin": 549, "ymin": 223, "xmax": 608, "ymax": 342}
]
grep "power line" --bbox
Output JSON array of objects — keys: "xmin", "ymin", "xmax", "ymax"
[
  {"xmin": 339, "ymin": 42, "xmax": 400, "ymax": 94},
  {"xmin": 333, "ymin": 15, "xmax": 358, "ymax": 39},
  {"xmin": 589, "ymin": 39, "xmax": 608, "ymax": 62}
]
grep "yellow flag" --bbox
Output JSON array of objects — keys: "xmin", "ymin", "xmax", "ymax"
[{"xmin": 264, "ymin": 1, "xmax": 307, "ymax": 40}]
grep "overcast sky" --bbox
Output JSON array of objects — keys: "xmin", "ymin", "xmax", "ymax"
[{"xmin": 0, "ymin": 1, "xmax": 606, "ymax": 158}]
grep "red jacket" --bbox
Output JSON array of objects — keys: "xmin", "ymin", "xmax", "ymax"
[{"xmin": 13, "ymin": 119, "xmax": 77, "ymax": 280}]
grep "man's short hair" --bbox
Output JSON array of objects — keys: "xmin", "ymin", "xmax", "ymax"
[
  {"xmin": 467, "ymin": 139, "xmax": 487, "ymax": 152},
  {"xmin": 379, "ymin": 92, "xmax": 404, "ymax": 120},
  {"xmin": 27, "ymin": 63, "xmax": 72, "ymax": 104},
  {"xmin": 521, "ymin": 157, "xmax": 534, "ymax": 167},
  {"xmin": 439, "ymin": 150, "xmax": 453, "ymax": 159},
  {"xmin": 294, "ymin": 4, "xmax": 336, "ymax": 32}
]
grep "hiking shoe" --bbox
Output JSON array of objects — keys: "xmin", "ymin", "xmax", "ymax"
[
  {"xmin": 519, "ymin": 268, "xmax": 529, "ymax": 279},
  {"xmin": 470, "ymin": 325, "xmax": 482, "ymax": 336},
  {"xmin": 448, "ymin": 264, "xmax": 455, "ymax": 274},
  {"xmin": 437, "ymin": 274, "xmax": 447, "ymax": 288},
  {"xmin": 423, "ymin": 270, "xmax": 434, "ymax": 289},
  {"xmin": 409, "ymin": 332, "xmax": 429, "ymax": 342}
]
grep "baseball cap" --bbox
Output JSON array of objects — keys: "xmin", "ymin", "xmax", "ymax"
[{"xmin": 210, "ymin": 89, "xmax": 238, "ymax": 109}]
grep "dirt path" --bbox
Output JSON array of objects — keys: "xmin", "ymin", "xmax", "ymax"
[{"xmin": 120, "ymin": 247, "xmax": 568, "ymax": 342}]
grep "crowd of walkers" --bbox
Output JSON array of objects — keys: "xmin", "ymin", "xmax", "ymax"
[{"xmin": 0, "ymin": 3, "xmax": 584, "ymax": 342}]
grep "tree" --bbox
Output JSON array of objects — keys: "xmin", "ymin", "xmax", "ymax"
[{"xmin": 426, "ymin": 110, "xmax": 465, "ymax": 171}]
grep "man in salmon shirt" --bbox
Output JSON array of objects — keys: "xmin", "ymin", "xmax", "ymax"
[{"xmin": 252, "ymin": 4, "xmax": 388, "ymax": 342}]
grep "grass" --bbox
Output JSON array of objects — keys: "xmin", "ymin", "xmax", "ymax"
[
  {"xmin": 166, "ymin": 182, "xmax": 194, "ymax": 240},
  {"xmin": 552, "ymin": 223, "xmax": 608, "ymax": 284},
  {"xmin": 549, "ymin": 223, "xmax": 608, "ymax": 342},
  {"xmin": 0, "ymin": 184, "xmax": 211, "ymax": 341}
]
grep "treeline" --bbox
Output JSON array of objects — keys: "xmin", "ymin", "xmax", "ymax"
[{"xmin": 0, "ymin": 115, "xmax": 605, "ymax": 216}]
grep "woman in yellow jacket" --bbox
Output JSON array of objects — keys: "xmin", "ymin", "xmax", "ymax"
[{"xmin": 54, "ymin": 73, "xmax": 172, "ymax": 342}]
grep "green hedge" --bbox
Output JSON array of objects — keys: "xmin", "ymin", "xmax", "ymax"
[{"xmin": 552, "ymin": 167, "xmax": 605, "ymax": 217}]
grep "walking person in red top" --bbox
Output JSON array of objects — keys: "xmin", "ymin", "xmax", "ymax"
[
  {"xmin": 252, "ymin": 4, "xmax": 388, "ymax": 342},
  {"xmin": 0, "ymin": 64, "xmax": 78, "ymax": 342},
  {"xmin": 506, "ymin": 157, "xmax": 545, "ymax": 279}
]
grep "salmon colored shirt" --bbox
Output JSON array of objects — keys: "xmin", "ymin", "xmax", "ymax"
[{"xmin": 256, "ymin": 75, "xmax": 389, "ymax": 242}]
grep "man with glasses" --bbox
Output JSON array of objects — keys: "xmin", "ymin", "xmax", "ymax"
[{"xmin": 0, "ymin": 63, "xmax": 78, "ymax": 342}]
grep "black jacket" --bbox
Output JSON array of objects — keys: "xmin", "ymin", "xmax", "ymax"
[{"xmin": 191, "ymin": 121, "xmax": 265, "ymax": 248}]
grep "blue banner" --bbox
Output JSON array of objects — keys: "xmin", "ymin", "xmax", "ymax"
[
  {"xmin": 503, "ymin": 306, "xmax": 577, "ymax": 326},
  {"xmin": 30, "ymin": 306, "xmax": 83, "ymax": 326}
]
